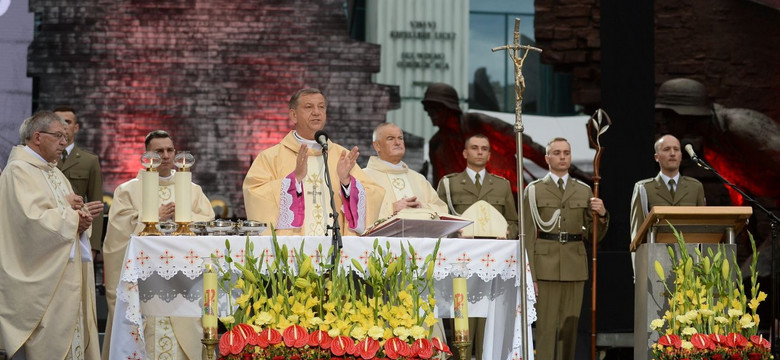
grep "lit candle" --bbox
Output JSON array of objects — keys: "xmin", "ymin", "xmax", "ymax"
[
  {"xmin": 174, "ymin": 169, "xmax": 192, "ymax": 222},
  {"xmin": 141, "ymin": 169, "xmax": 159, "ymax": 223},
  {"xmin": 452, "ymin": 277, "xmax": 469, "ymax": 342},
  {"xmin": 203, "ymin": 262, "xmax": 218, "ymax": 340}
]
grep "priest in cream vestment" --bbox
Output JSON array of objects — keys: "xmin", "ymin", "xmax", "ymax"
[
  {"xmin": 363, "ymin": 123, "xmax": 447, "ymax": 219},
  {"xmin": 102, "ymin": 131, "xmax": 215, "ymax": 360},
  {"xmin": 243, "ymin": 88, "xmax": 383, "ymax": 236},
  {"xmin": 0, "ymin": 111, "xmax": 100, "ymax": 360}
]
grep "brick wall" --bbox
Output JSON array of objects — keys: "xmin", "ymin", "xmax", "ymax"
[
  {"xmin": 535, "ymin": 0, "xmax": 780, "ymax": 121},
  {"xmin": 28, "ymin": 0, "xmax": 398, "ymax": 218}
]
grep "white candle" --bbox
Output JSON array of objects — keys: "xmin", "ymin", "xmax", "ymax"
[
  {"xmin": 174, "ymin": 170, "xmax": 192, "ymax": 222},
  {"xmin": 202, "ymin": 263, "xmax": 218, "ymax": 339},
  {"xmin": 141, "ymin": 170, "xmax": 159, "ymax": 223},
  {"xmin": 453, "ymin": 277, "xmax": 470, "ymax": 342}
]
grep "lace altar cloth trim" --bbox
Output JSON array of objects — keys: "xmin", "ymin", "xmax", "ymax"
[{"xmin": 113, "ymin": 236, "xmax": 536, "ymax": 360}]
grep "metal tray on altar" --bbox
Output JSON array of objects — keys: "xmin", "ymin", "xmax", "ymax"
[
  {"xmin": 237, "ymin": 220, "xmax": 267, "ymax": 236},
  {"xmin": 206, "ymin": 219, "xmax": 235, "ymax": 235}
]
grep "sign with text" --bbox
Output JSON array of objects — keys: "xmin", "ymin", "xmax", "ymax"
[{"xmin": 366, "ymin": 0, "xmax": 469, "ymax": 141}]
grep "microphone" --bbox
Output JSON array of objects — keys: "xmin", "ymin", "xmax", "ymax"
[
  {"xmin": 684, "ymin": 144, "xmax": 700, "ymax": 162},
  {"xmin": 314, "ymin": 130, "xmax": 329, "ymax": 151}
]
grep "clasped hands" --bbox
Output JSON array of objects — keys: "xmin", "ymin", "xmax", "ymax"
[
  {"xmin": 294, "ymin": 144, "xmax": 359, "ymax": 186},
  {"xmin": 66, "ymin": 193, "xmax": 103, "ymax": 235}
]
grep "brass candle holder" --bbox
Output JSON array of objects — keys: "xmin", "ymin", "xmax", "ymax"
[
  {"xmin": 201, "ymin": 337, "xmax": 218, "ymax": 360},
  {"xmin": 139, "ymin": 221, "xmax": 161, "ymax": 236},
  {"xmin": 172, "ymin": 222, "xmax": 195, "ymax": 236},
  {"xmin": 452, "ymin": 340, "xmax": 472, "ymax": 360}
]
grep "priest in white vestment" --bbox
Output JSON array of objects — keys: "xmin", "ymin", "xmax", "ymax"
[
  {"xmin": 102, "ymin": 130, "xmax": 215, "ymax": 360},
  {"xmin": 0, "ymin": 111, "xmax": 101, "ymax": 359},
  {"xmin": 363, "ymin": 123, "xmax": 448, "ymax": 219},
  {"xmin": 243, "ymin": 88, "xmax": 383, "ymax": 236}
]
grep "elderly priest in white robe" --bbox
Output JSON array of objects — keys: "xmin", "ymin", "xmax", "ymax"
[
  {"xmin": 102, "ymin": 130, "xmax": 215, "ymax": 359},
  {"xmin": 364, "ymin": 123, "xmax": 447, "ymax": 219},
  {"xmin": 0, "ymin": 111, "xmax": 101, "ymax": 359},
  {"xmin": 243, "ymin": 88, "xmax": 383, "ymax": 236}
]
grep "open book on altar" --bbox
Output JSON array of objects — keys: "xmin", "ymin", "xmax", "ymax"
[{"xmin": 362, "ymin": 208, "xmax": 473, "ymax": 238}]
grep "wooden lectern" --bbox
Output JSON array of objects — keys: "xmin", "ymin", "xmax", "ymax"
[{"xmin": 631, "ymin": 206, "xmax": 752, "ymax": 360}]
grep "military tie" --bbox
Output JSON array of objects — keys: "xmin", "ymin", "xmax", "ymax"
[
  {"xmin": 475, "ymin": 173, "xmax": 482, "ymax": 193},
  {"xmin": 668, "ymin": 179, "xmax": 676, "ymax": 198},
  {"xmin": 557, "ymin": 178, "xmax": 565, "ymax": 194},
  {"xmin": 61, "ymin": 150, "xmax": 67, "ymax": 164}
]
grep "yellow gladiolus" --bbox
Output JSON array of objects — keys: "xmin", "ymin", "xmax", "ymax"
[
  {"xmin": 728, "ymin": 308, "xmax": 742, "ymax": 317},
  {"xmin": 654, "ymin": 261, "xmax": 666, "ymax": 281}
]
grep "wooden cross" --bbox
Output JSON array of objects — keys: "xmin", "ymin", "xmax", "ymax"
[{"xmin": 491, "ymin": 18, "xmax": 542, "ymax": 129}]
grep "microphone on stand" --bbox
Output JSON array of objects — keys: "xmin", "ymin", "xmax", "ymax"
[
  {"xmin": 315, "ymin": 130, "xmax": 329, "ymax": 151},
  {"xmin": 684, "ymin": 144, "xmax": 701, "ymax": 164}
]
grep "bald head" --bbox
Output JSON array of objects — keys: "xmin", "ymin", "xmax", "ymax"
[{"xmin": 654, "ymin": 135, "xmax": 682, "ymax": 176}]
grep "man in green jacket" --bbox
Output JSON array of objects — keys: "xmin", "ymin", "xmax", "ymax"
[{"xmin": 523, "ymin": 137, "xmax": 609, "ymax": 360}]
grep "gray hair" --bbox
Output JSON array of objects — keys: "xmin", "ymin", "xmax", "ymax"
[
  {"xmin": 19, "ymin": 110, "xmax": 66, "ymax": 144},
  {"xmin": 289, "ymin": 88, "xmax": 327, "ymax": 109},
  {"xmin": 372, "ymin": 122, "xmax": 399, "ymax": 142}
]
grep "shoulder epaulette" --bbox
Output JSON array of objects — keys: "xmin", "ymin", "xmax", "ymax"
[
  {"xmin": 680, "ymin": 175, "xmax": 703, "ymax": 185},
  {"xmin": 573, "ymin": 178, "xmax": 592, "ymax": 189},
  {"xmin": 487, "ymin": 173, "xmax": 510, "ymax": 183}
]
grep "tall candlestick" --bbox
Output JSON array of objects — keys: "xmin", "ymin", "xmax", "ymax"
[
  {"xmin": 141, "ymin": 168, "xmax": 159, "ymax": 223},
  {"xmin": 203, "ymin": 261, "xmax": 218, "ymax": 340},
  {"xmin": 174, "ymin": 169, "xmax": 192, "ymax": 222},
  {"xmin": 453, "ymin": 277, "xmax": 469, "ymax": 343}
]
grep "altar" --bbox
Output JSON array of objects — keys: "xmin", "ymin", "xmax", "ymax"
[{"xmin": 110, "ymin": 235, "xmax": 536, "ymax": 360}]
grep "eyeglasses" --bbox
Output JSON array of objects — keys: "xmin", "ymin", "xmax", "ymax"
[{"xmin": 38, "ymin": 131, "xmax": 67, "ymax": 140}]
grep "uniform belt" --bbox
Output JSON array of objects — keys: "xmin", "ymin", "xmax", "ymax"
[{"xmin": 538, "ymin": 232, "xmax": 583, "ymax": 243}]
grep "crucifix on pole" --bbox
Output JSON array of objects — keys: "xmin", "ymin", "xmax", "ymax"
[{"xmin": 492, "ymin": 18, "xmax": 541, "ymax": 360}]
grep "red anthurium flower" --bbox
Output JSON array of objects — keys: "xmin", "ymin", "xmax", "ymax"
[
  {"xmin": 747, "ymin": 353, "xmax": 763, "ymax": 360},
  {"xmin": 657, "ymin": 334, "xmax": 682, "ymax": 348},
  {"xmin": 219, "ymin": 329, "xmax": 244, "ymax": 356},
  {"xmin": 356, "ymin": 337, "xmax": 381, "ymax": 359},
  {"xmin": 412, "ymin": 338, "xmax": 434, "ymax": 359},
  {"xmin": 331, "ymin": 335, "xmax": 354, "ymax": 356},
  {"xmin": 346, "ymin": 339, "xmax": 358, "ymax": 356},
  {"xmin": 384, "ymin": 337, "xmax": 412, "ymax": 359},
  {"xmin": 235, "ymin": 323, "xmax": 260, "ymax": 346},
  {"xmin": 710, "ymin": 333, "xmax": 728, "ymax": 346},
  {"xmin": 726, "ymin": 333, "xmax": 748, "ymax": 348},
  {"xmin": 431, "ymin": 337, "xmax": 452, "ymax": 354},
  {"xmin": 258, "ymin": 328, "xmax": 282, "ymax": 348},
  {"xmin": 308, "ymin": 330, "xmax": 333, "ymax": 349},
  {"xmin": 711, "ymin": 354, "xmax": 723, "ymax": 360},
  {"xmin": 690, "ymin": 333, "xmax": 715, "ymax": 350},
  {"xmin": 283, "ymin": 324, "xmax": 309, "ymax": 348},
  {"xmin": 749, "ymin": 335, "xmax": 771, "ymax": 349}
]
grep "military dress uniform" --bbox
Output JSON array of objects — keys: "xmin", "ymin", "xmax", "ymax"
[
  {"xmin": 436, "ymin": 170, "xmax": 518, "ymax": 239},
  {"xmin": 523, "ymin": 174, "xmax": 608, "ymax": 360},
  {"xmin": 435, "ymin": 170, "xmax": 518, "ymax": 359},
  {"xmin": 58, "ymin": 145, "xmax": 104, "ymax": 252},
  {"xmin": 630, "ymin": 173, "xmax": 705, "ymax": 244}
]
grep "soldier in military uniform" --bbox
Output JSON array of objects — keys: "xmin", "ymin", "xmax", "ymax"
[
  {"xmin": 435, "ymin": 134, "xmax": 517, "ymax": 359},
  {"xmin": 629, "ymin": 134, "xmax": 705, "ymax": 275},
  {"xmin": 436, "ymin": 134, "xmax": 518, "ymax": 239},
  {"xmin": 55, "ymin": 106, "xmax": 104, "ymax": 257},
  {"xmin": 523, "ymin": 137, "xmax": 608, "ymax": 360}
]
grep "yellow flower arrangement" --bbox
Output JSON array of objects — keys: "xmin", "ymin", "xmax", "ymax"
[
  {"xmin": 212, "ymin": 234, "xmax": 451, "ymax": 360},
  {"xmin": 650, "ymin": 226, "xmax": 772, "ymax": 360}
]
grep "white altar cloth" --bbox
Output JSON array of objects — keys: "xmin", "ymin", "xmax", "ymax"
[{"xmin": 110, "ymin": 236, "xmax": 536, "ymax": 360}]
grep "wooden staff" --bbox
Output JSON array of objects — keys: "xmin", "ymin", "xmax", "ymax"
[{"xmin": 586, "ymin": 109, "xmax": 610, "ymax": 360}]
